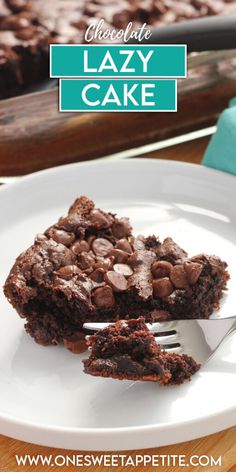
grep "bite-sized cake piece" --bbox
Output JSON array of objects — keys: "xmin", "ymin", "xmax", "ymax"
[
  {"xmin": 83, "ymin": 317, "xmax": 200, "ymax": 385},
  {"xmin": 4, "ymin": 196, "xmax": 229, "ymax": 353}
]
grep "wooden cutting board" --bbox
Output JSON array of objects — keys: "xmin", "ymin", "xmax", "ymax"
[{"xmin": 0, "ymin": 426, "xmax": 236, "ymax": 472}]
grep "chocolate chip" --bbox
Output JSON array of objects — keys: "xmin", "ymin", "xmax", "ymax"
[
  {"xmin": 155, "ymin": 1, "xmax": 168, "ymax": 14},
  {"xmin": 161, "ymin": 10, "xmax": 176, "ymax": 23},
  {"xmin": 170, "ymin": 265, "xmax": 188, "ymax": 289},
  {"xmin": 151, "ymin": 260, "xmax": 173, "ymax": 279},
  {"xmin": 15, "ymin": 27, "xmax": 35, "ymax": 40},
  {"xmin": 56, "ymin": 265, "xmax": 81, "ymax": 280},
  {"xmin": 86, "ymin": 235, "xmax": 96, "ymax": 247},
  {"xmin": 7, "ymin": 0, "xmax": 26, "ymax": 12},
  {"xmin": 17, "ymin": 17, "xmax": 30, "ymax": 29},
  {"xmin": 105, "ymin": 270, "xmax": 128, "ymax": 292},
  {"xmin": 152, "ymin": 278, "xmax": 174, "ymax": 298},
  {"xmin": 92, "ymin": 238, "xmax": 113, "ymax": 256},
  {"xmin": 93, "ymin": 285, "xmax": 115, "ymax": 308},
  {"xmin": 94, "ymin": 259, "xmax": 113, "ymax": 271},
  {"xmin": 112, "ymin": 219, "xmax": 131, "ymax": 239},
  {"xmin": 90, "ymin": 268, "xmax": 105, "ymax": 283},
  {"xmin": 47, "ymin": 228, "xmax": 75, "ymax": 247},
  {"xmin": 115, "ymin": 239, "xmax": 133, "ymax": 254},
  {"xmin": 113, "ymin": 263, "xmax": 133, "ymax": 277},
  {"xmin": 113, "ymin": 9, "xmax": 131, "ymax": 28},
  {"xmin": 206, "ymin": 0, "xmax": 224, "ymax": 15},
  {"xmin": 0, "ymin": 15, "xmax": 30, "ymax": 31},
  {"xmin": 184, "ymin": 261, "xmax": 203, "ymax": 285},
  {"xmin": 171, "ymin": 1, "xmax": 197, "ymax": 18},
  {"xmin": 35, "ymin": 234, "xmax": 48, "ymax": 243},
  {"xmin": 71, "ymin": 240, "xmax": 89, "ymax": 254},
  {"xmin": 109, "ymin": 249, "xmax": 129, "ymax": 263},
  {"xmin": 79, "ymin": 252, "xmax": 95, "ymax": 270},
  {"xmin": 127, "ymin": 253, "xmax": 141, "ymax": 268},
  {"xmin": 90, "ymin": 209, "xmax": 111, "ymax": 229}
]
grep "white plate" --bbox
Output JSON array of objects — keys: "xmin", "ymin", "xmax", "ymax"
[{"xmin": 0, "ymin": 159, "xmax": 236, "ymax": 451}]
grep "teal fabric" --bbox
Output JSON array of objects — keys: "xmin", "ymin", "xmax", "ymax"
[{"xmin": 202, "ymin": 97, "xmax": 236, "ymax": 175}]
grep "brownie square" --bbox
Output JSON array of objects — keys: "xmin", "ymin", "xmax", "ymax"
[{"xmin": 4, "ymin": 195, "xmax": 229, "ymax": 353}]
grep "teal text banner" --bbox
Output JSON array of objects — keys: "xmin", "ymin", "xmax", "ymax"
[
  {"xmin": 60, "ymin": 79, "xmax": 177, "ymax": 112},
  {"xmin": 51, "ymin": 45, "xmax": 186, "ymax": 78}
]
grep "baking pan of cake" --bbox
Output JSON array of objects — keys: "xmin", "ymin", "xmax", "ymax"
[{"xmin": 1, "ymin": 0, "xmax": 236, "ymax": 99}]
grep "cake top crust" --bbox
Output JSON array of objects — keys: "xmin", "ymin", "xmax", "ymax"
[{"xmin": 4, "ymin": 195, "xmax": 228, "ymax": 317}]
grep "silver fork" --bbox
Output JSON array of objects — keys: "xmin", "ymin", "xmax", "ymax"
[{"xmin": 83, "ymin": 318, "xmax": 236, "ymax": 365}]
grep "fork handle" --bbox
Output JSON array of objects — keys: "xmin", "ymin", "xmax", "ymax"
[{"xmin": 225, "ymin": 319, "xmax": 236, "ymax": 337}]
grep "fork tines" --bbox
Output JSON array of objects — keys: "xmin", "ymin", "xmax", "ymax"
[{"xmin": 83, "ymin": 321, "xmax": 182, "ymax": 353}]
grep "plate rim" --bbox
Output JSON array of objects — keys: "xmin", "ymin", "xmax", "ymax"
[
  {"xmin": 1, "ymin": 157, "xmax": 236, "ymax": 195},
  {"xmin": 0, "ymin": 399, "xmax": 235, "ymax": 450}
]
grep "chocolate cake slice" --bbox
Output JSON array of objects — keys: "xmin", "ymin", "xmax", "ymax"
[
  {"xmin": 4, "ymin": 195, "xmax": 229, "ymax": 353},
  {"xmin": 83, "ymin": 317, "xmax": 201, "ymax": 385}
]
